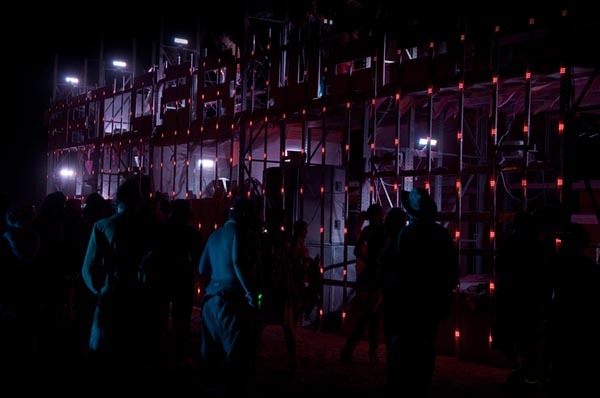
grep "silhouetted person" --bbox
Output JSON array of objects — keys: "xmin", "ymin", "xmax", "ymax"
[
  {"xmin": 293, "ymin": 220, "xmax": 320, "ymax": 326},
  {"xmin": 550, "ymin": 222, "xmax": 600, "ymax": 397},
  {"xmin": 387, "ymin": 188, "xmax": 459, "ymax": 396},
  {"xmin": 341, "ymin": 203, "xmax": 385, "ymax": 363},
  {"xmin": 378, "ymin": 207, "xmax": 408, "ymax": 383},
  {"xmin": 494, "ymin": 211, "xmax": 549, "ymax": 391},
  {"xmin": 32, "ymin": 191, "xmax": 67, "ymax": 365},
  {"xmin": 198, "ymin": 198, "xmax": 259, "ymax": 393},
  {"xmin": 155, "ymin": 199, "xmax": 202, "ymax": 366},
  {"xmin": 76, "ymin": 193, "xmax": 107, "ymax": 357},
  {"xmin": 81, "ymin": 178, "xmax": 155, "ymax": 380},
  {"xmin": 260, "ymin": 209, "xmax": 295, "ymax": 373},
  {"xmin": 284, "ymin": 220, "xmax": 314, "ymax": 374},
  {"xmin": 0, "ymin": 204, "xmax": 40, "ymax": 370}
]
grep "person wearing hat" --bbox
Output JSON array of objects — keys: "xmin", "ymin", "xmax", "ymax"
[{"xmin": 384, "ymin": 187, "xmax": 460, "ymax": 395}]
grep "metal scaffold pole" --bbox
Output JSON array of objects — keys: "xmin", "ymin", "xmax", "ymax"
[
  {"xmin": 487, "ymin": 19, "xmax": 501, "ymax": 354},
  {"xmin": 456, "ymin": 29, "xmax": 466, "ymax": 256},
  {"xmin": 428, "ymin": 39, "xmax": 437, "ymax": 195},
  {"xmin": 173, "ymin": 101, "xmax": 178, "ymax": 199},
  {"xmin": 299, "ymin": 107, "xmax": 307, "ymax": 221},
  {"xmin": 319, "ymin": 103, "xmax": 326, "ymax": 326},
  {"xmin": 199, "ymin": 57, "xmax": 206, "ymax": 200},
  {"xmin": 185, "ymin": 61, "xmax": 193, "ymax": 199},
  {"xmin": 394, "ymin": 46, "xmax": 402, "ymax": 206},
  {"xmin": 342, "ymin": 99, "xmax": 351, "ymax": 322},
  {"xmin": 559, "ymin": 8, "xmax": 574, "ymax": 226},
  {"xmin": 215, "ymin": 58, "xmax": 221, "ymax": 189},
  {"xmin": 522, "ymin": 17, "xmax": 535, "ymax": 212}
]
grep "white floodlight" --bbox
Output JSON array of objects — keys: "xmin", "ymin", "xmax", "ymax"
[
  {"xmin": 174, "ymin": 37, "xmax": 189, "ymax": 46},
  {"xmin": 418, "ymin": 138, "xmax": 438, "ymax": 146},
  {"xmin": 59, "ymin": 168, "xmax": 76, "ymax": 178},
  {"xmin": 112, "ymin": 60, "xmax": 127, "ymax": 68},
  {"xmin": 197, "ymin": 159, "xmax": 215, "ymax": 168},
  {"xmin": 65, "ymin": 76, "xmax": 79, "ymax": 85}
]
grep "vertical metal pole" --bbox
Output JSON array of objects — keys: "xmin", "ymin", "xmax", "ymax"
[
  {"xmin": 199, "ymin": 58, "xmax": 206, "ymax": 199},
  {"xmin": 342, "ymin": 99, "xmax": 351, "ymax": 322},
  {"xmin": 262, "ymin": 39, "xmax": 270, "ymax": 223},
  {"xmin": 559, "ymin": 9, "xmax": 574, "ymax": 225},
  {"xmin": 319, "ymin": 104, "xmax": 326, "ymax": 325},
  {"xmin": 229, "ymin": 122, "xmax": 234, "ymax": 198},
  {"xmin": 457, "ymin": 29, "xmax": 466, "ymax": 257},
  {"xmin": 370, "ymin": 49, "xmax": 379, "ymax": 204},
  {"xmin": 245, "ymin": 119, "xmax": 252, "ymax": 199},
  {"xmin": 394, "ymin": 44, "xmax": 403, "ymax": 206},
  {"xmin": 116, "ymin": 140, "xmax": 122, "ymax": 189},
  {"xmin": 186, "ymin": 61, "xmax": 193, "ymax": 199},
  {"xmin": 280, "ymin": 115, "xmax": 286, "ymax": 211},
  {"xmin": 100, "ymin": 144, "xmax": 105, "ymax": 197},
  {"xmin": 149, "ymin": 70, "xmax": 157, "ymax": 198},
  {"xmin": 119, "ymin": 92, "xmax": 125, "ymax": 189},
  {"xmin": 369, "ymin": 97, "xmax": 376, "ymax": 204},
  {"xmin": 159, "ymin": 132, "xmax": 165, "ymax": 195},
  {"xmin": 394, "ymin": 74, "xmax": 401, "ymax": 206},
  {"xmin": 173, "ymin": 100, "xmax": 178, "ymax": 199},
  {"xmin": 300, "ymin": 108, "xmax": 307, "ymax": 221},
  {"xmin": 426, "ymin": 41, "xmax": 435, "ymax": 194},
  {"xmin": 46, "ymin": 151, "xmax": 51, "ymax": 195},
  {"xmin": 522, "ymin": 17, "xmax": 535, "ymax": 212},
  {"xmin": 485, "ymin": 21, "xmax": 501, "ymax": 350},
  {"xmin": 108, "ymin": 142, "xmax": 113, "ymax": 198},
  {"xmin": 215, "ymin": 59, "xmax": 221, "ymax": 190}
]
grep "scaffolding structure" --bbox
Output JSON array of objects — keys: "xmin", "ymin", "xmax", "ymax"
[{"xmin": 46, "ymin": 7, "xmax": 600, "ymax": 361}]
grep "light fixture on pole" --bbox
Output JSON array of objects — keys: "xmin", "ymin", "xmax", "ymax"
[
  {"xmin": 418, "ymin": 138, "xmax": 438, "ymax": 146},
  {"xmin": 112, "ymin": 60, "xmax": 127, "ymax": 68},
  {"xmin": 174, "ymin": 37, "xmax": 189, "ymax": 46}
]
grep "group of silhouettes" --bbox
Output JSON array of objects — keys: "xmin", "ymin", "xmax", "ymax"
[{"xmin": 2, "ymin": 178, "xmax": 599, "ymax": 396}]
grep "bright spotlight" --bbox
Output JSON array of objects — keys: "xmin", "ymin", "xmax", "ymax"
[
  {"xmin": 197, "ymin": 159, "xmax": 215, "ymax": 168},
  {"xmin": 65, "ymin": 77, "xmax": 79, "ymax": 85},
  {"xmin": 112, "ymin": 60, "xmax": 127, "ymax": 68},
  {"xmin": 174, "ymin": 37, "xmax": 189, "ymax": 46},
  {"xmin": 59, "ymin": 168, "xmax": 76, "ymax": 178},
  {"xmin": 418, "ymin": 138, "xmax": 438, "ymax": 146}
]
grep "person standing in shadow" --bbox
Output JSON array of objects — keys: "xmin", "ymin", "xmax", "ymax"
[
  {"xmin": 341, "ymin": 203, "xmax": 386, "ymax": 363},
  {"xmin": 386, "ymin": 188, "xmax": 460, "ymax": 396},
  {"xmin": 154, "ymin": 199, "xmax": 203, "ymax": 367},
  {"xmin": 198, "ymin": 198, "xmax": 260, "ymax": 393},
  {"xmin": 81, "ymin": 177, "xmax": 156, "ymax": 383},
  {"xmin": 378, "ymin": 207, "xmax": 408, "ymax": 386},
  {"xmin": 550, "ymin": 222, "xmax": 600, "ymax": 397},
  {"xmin": 493, "ymin": 211, "xmax": 550, "ymax": 393}
]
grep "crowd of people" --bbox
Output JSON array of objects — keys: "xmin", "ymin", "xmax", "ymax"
[{"xmin": 1, "ymin": 180, "xmax": 599, "ymax": 396}]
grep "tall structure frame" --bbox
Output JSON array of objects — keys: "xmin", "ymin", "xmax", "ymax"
[{"xmin": 46, "ymin": 7, "xmax": 600, "ymax": 361}]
